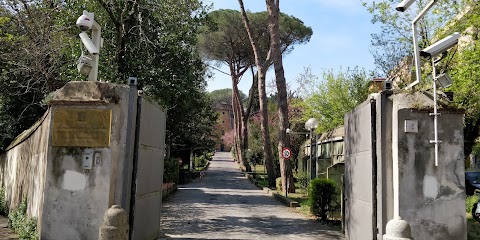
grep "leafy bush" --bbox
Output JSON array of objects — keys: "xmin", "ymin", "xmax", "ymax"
[
  {"xmin": 467, "ymin": 195, "xmax": 479, "ymax": 214},
  {"xmin": 276, "ymin": 177, "xmax": 283, "ymax": 191},
  {"xmin": 308, "ymin": 178, "xmax": 338, "ymax": 222},
  {"xmin": 0, "ymin": 187, "xmax": 8, "ymax": 215},
  {"xmin": 8, "ymin": 199, "xmax": 38, "ymax": 240},
  {"xmin": 194, "ymin": 154, "xmax": 207, "ymax": 170},
  {"xmin": 295, "ymin": 171, "xmax": 310, "ymax": 190},
  {"xmin": 206, "ymin": 152, "xmax": 214, "ymax": 161},
  {"xmin": 163, "ymin": 157, "xmax": 180, "ymax": 184}
]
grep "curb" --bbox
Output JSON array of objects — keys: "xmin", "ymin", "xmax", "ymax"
[
  {"xmin": 162, "ymin": 183, "xmax": 177, "ymax": 200},
  {"xmin": 240, "ymin": 163, "xmax": 300, "ymax": 208},
  {"xmin": 272, "ymin": 192, "xmax": 300, "ymax": 208},
  {"xmin": 245, "ymin": 173, "xmax": 263, "ymax": 189},
  {"xmin": 263, "ymin": 187, "xmax": 300, "ymax": 208}
]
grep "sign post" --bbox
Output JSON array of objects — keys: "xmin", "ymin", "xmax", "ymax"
[{"xmin": 282, "ymin": 147, "xmax": 292, "ymax": 197}]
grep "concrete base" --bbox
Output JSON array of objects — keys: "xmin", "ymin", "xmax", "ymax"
[{"xmin": 383, "ymin": 217, "xmax": 413, "ymax": 240}]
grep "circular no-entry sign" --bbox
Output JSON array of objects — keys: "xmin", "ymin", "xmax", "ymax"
[{"xmin": 282, "ymin": 147, "xmax": 292, "ymax": 160}]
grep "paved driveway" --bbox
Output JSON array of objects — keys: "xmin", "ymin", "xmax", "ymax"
[{"xmin": 160, "ymin": 152, "xmax": 344, "ymax": 240}]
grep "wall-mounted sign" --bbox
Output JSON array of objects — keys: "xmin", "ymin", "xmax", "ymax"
[{"xmin": 52, "ymin": 109, "xmax": 112, "ymax": 147}]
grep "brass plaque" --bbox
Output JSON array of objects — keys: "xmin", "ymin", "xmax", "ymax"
[{"xmin": 52, "ymin": 109, "xmax": 112, "ymax": 147}]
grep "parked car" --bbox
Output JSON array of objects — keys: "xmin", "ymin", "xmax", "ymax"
[{"xmin": 465, "ymin": 170, "xmax": 480, "ymax": 195}]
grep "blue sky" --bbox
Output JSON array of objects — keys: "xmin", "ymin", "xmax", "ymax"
[{"xmin": 203, "ymin": 0, "xmax": 379, "ymax": 94}]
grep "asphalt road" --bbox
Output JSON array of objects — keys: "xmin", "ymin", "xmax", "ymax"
[{"xmin": 159, "ymin": 152, "xmax": 344, "ymax": 240}]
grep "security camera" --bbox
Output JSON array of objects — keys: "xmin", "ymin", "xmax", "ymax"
[
  {"xmin": 79, "ymin": 32, "xmax": 99, "ymax": 54},
  {"xmin": 395, "ymin": 0, "xmax": 416, "ymax": 12},
  {"xmin": 384, "ymin": 80, "xmax": 393, "ymax": 90},
  {"xmin": 435, "ymin": 73, "xmax": 453, "ymax": 88},
  {"xmin": 76, "ymin": 11, "xmax": 94, "ymax": 31},
  {"xmin": 128, "ymin": 77, "xmax": 138, "ymax": 86},
  {"xmin": 76, "ymin": 10, "xmax": 102, "ymax": 81},
  {"xmin": 77, "ymin": 52, "xmax": 93, "ymax": 75},
  {"xmin": 420, "ymin": 32, "xmax": 460, "ymax": 58}
]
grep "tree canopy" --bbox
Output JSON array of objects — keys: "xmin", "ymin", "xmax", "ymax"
[
  {"xmin": 363, "ymin": 0, "xmax": 465, "ymax": 77},
  {"xmin": 299, "ymin": 68, "xmax": 372, "ymax": 133},
  {"xmin": 0, "ymin": 0, "xmax": 217, "ymax": 152}
]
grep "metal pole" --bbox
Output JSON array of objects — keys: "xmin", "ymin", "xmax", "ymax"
[
  {"xmin": 406, "ymin": 0, "xmax": 437, "ymax": 90},
  {"xmin": 430, "ymin": 57, "xmax": 440, "ymax": 166},
  {"xmin": 285, "ymin": 166, "xmax": 288, "ymax": 198},
  {"xmin": 310, "ymin": 129, "xmax": 314, "ymax": 180}
]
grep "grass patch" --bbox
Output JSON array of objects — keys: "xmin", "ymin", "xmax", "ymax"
[
  {"xmin": 252, "ymin": 164, "xmax": 266, "ymax": 174},
  {"xmin": 468, "ymin": 213, "xmax": 480, "ymax": 240},
  {"xmin": 256, "ymin": 177, "xmax": 269, "ymax": 188}
]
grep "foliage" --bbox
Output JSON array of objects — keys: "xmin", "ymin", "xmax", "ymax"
[
  {"xmin": 0, "ymin": 187, "xmax": 7, "ymax": 215},
  {"xmin": 362, "ymin": 0, "xmax": 464, "ymax": 77},
  {"xmin": 308, "ymin": 178, "xmax": 338, "ymax": 222},
  {"xmin": 295, "ymin": 171, "xmax": 310, "ymax": 190},
  {"xmin": 276, "ymin": 177, "xmax": 283, "ymax": 191},
  {"xmin": 245, "ymin": 148, "xmax": 263, "ymax": 165},
  {"xmin": 467, "ymin": 194, "xmax": 479, "ymax": 214},
  {"xmin": 198, "ymin": 9, "xmax": 312, "ymax": 69},
  {"xmin": 193, "ymin": 154, "xmax": 208, "ymax": 170},
  {"xmin": 8, "ymin": 199, "xmax": 37, "ymax": 240},
  {"xmin": 163, "ymin": 157, "xmax": 180, "ymax": 184},
  {"xmin": 209, "ymin": 89, "xmax": 247, "ymax": 105},
  {"xmin": 299, "ymin": 67, "xmax": 372, "ymax": 133},
  {"xmin": 0, "ymin": 0, "xmax": 217, "ymax": 152},
  {"xmin": 467, "ymin": 213, "xmax": 480, "ymax": 240},
  {"xmin": 448, "ymin": 3, "xmax": 480, "ymax": 158}
]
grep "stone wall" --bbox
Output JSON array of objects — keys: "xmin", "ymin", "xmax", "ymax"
[
  {"xmin": 0, "ymin": 81, "xmax": 167, "ymax": 240},
  {"xmin": 0, "ymin": 110, "xmax": 50, "ymax": 220},
  {"xmin": 40, "ymin": 81, "xmax": 133, "ymax": 240}
]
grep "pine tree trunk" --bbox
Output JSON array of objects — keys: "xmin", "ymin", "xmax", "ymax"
[
  {"xmin": 258, "ymin": 68, "xmax": 276, "ymax": 187},
  {"xmin": 266, "ymin": 0, "xmax": 294, "ymax": 193},
  {"xmin": 238, "ymin": 0, "xmax": 276, "ymax": 187}
]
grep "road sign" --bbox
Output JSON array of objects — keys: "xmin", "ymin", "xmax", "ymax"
[{"xmin": 282, "ymin": 147, "xmax": 292, "ymax": 160}]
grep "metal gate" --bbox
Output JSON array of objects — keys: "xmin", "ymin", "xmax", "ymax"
[
  {"xmin": 344, "ymin": 99, "xmax": 377, "ymax": 240},
  {"xmin": 129, "ymin": 95, "xmax": 167, "ymax": 239}
]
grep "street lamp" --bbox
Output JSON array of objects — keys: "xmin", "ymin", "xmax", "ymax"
[{"xmin": 305, "ymin": 118, "xmax": 319, "ymax": 180}]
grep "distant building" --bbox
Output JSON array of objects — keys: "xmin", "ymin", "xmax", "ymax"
[
  {"xmin": 369, "ymin": 78, "xmax": 387, "ymax": 92},
  {"xmin": 213, "ymin": 102, "xmax": 234, "ymax": 152}
]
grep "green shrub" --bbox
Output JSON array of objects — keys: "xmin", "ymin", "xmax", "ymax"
[
  {"xmin": 308, "ymin": 178, "xmax": 338, "ymax": 222},
  {"xmin": 194, "ymin": 154, "xmax": 207, "ymax": 170},
  {"xmin": 0, "ymin": 187, "xmax": 8, "ymax": 215},
  {"xmin": 276, "ymin": 177, "xmax": 283, "ymax": 191},
  {"xmin": 206, "ymin": 152, "xmax": 214, "ymax": 160},
  {"xmin": 295, "ymin": 171, "xmax": 310, "ymax": 190},
  {"xmin": 8, "ymin": 199, "xmax": 38, "ymax": 240},
  {"xmin": 163, "ymin": 157, "xmax": 180, "ymax": 184},
  {"xmin": 467, "ymin": 195, "xmax": 479, "ymax": 214}
]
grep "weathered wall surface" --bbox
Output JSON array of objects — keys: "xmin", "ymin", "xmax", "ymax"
[
  {"xmin": 392, "ymin": 94, "xmax": 466, "ymax": 240},
  {"xmin": 0, "ymin": 81, "xmax": 166, "ymax": 240},
  {"xmin": 0, "ymin": 111, "xmax": 50, "ymax": 220},
  {"xmin": 131, "ymin": 97, "xmax": 166, "ymax": 240},
  {"xmin": 40, "ymin": 82, "xmax": 133, "ymax": 240}
]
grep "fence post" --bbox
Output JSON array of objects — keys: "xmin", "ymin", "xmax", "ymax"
[{"xmin": 98, "ymin": 205, "xmax": 128, "ymax": 240}]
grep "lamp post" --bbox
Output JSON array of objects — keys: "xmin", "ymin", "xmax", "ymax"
[{"xmin": 305, "ymin": 118, "xmax": 319, "ymax": 180}]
